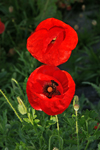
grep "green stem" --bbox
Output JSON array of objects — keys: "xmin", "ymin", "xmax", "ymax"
[
  {"xmin": 11, "ymin": 78, "xmax": 25, "ymax": 100},
  {"xmin": 48, "ymin": 135, "xmax": 63, "ymax": 150},
  {"xmin": 75, "ymin": 110, "xmax": 79, "ymax": 150},
  {"xmin": 84, "ymin": 140, "xmax": 90, "ymax": 150},
  {"xmin": 28, "ymin": 116, "xmax": 33, "ymax": 125},
  {"xmin": 41, "ymin": 0, "xmax": 49, "ymax": 20},
  {"xmin": 7, "ymin": 31, "xmax": 16, "ymax": 46},
  {"xmin": 84, "ymin": 122, "xmax": 100, "ymax": 150},
  {"xmin": 55, "ymin": 115, "xmax": 59, "ymax": 134},
  {"xmin": 20, "ymin": 27, "xmax": 33, "ymax": 32},
  {"xmin": 0, "ymin": 89, "xmax": 23, "ymax": 122}
]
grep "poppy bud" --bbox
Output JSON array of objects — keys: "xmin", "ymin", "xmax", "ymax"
[
  {"xmin": 74, "ymin": 25, "xmax": 79, "ymax": 30},
  {"xmin": 74, "ymin": 104, "xmax": 79, "ymax": 111},
  {"xmin": 82, "ymin": 4, "xmax": 85, "ymax": 11},
  {"xmin": 73, "ymin": 95, "xmax": 79, "ymax": 105},
  {"xmin": 53, "ymin": 147, "xmax": 59, "ymax": 150},
  {"xmin": 17, "ymin": 97, "xmax": 27, "ymax": 115},
  {"xmin": 92, "ymin": 20, "xmax": 97, "ymax": 26},
  {"xmin": 9, "ymin": 6, "xmax": 14, "ymax": 13}
]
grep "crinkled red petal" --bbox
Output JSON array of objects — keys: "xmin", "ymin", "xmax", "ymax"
[
  {"xmin": 26, "ymin": 65, "xmax": 75, "ymax": 115},
  {"xmin": 35, "ymin": 64, "xmax": 59, "ymax": 76},
  {"xmin": 27, "ymin": 18, "xmax": 78, "ymax": 66},
  {"xmin": 26, "ymin": 65, "xmax": 63, "ymax": 111},
  {"xmin": 26, "ymin": 73, "xmax": 42, "ymax": 110},
  {"xmin": 53, "ymin": 70, "xmax": 68, "ymax": 93},
  {"xmin": 39, "ymin": 70, "xmax": 75, "ymax": 115},
  {"xmin": 27, "ymin": 29, "xmax": 47, "ymax": 60},
  {"xmin": 36, "ymin": 18, "xmax": 69, "ymax": 31}
]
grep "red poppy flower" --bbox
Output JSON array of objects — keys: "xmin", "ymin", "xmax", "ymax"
[
  {"xmin": 0, "ymin": 19, "xmax": 5, "ymax": 34},
  {"xmin": 27, "ymin": 18, "xmax": 78, "ymax": 66},
  {"xmin": 26, "ymin": 65, "xmax": 75, "ymax": 115},
  {"xmin": 94, "ymin": 123, "xmax": 100, "ymax": 129}
]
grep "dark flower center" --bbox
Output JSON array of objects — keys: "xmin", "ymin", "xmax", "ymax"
[{"xmin": 43, "ymin": 80, "xmax": 61, "ymax": 98}]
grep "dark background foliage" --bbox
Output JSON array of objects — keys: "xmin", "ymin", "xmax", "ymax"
[
  {"xmin": 0, "ymin": 0, "xmax": 100, "ymax": 89},
  {"xmin": 0, "ymin": 0, "xmax": 100, "ymax": 150}
]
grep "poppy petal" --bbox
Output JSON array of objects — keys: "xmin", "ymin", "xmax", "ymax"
[
  {"xmin": 53, "ymin": 70, "xmax": 68, "ymax": 93},
  {"xmin": 39, "ymin": 70, "xmax": 75, "ymax": 115},
  {"xmin": 26, "ymin": 65, "xmax": 63, "ymax": 111},
  {"xmin": 27, "ymin": 29, "xmax": 47, "ymax": 60},
  {"xmin": 36, "ymin": 18, "xmax": 69, "ymax": 31},
  {"xmin": 27, "ymin": 18, "xmax": 78, "ymax": 66},
  {"xmin": 26, "ymin": 65, "xmax": 75, "ymax": 115},
  {"xmin": 26, "ymin": 76, "xmax": 42, "ymax": 110},
  {"xmin": 0, "ymin": 19, "xmax": 5, "ymax": 34}
]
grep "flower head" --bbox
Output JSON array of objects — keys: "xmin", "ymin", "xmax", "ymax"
[
  {"xmin": 27, "ymin": 18, "xmax": 78, "ymax": 66},
  {"xmin": 26, "ymin": 65, "xmax": 75, "ymax": 115},
  {"xmin": 0, "ymin": 19, "xmax": 5, "ymax": 34}
]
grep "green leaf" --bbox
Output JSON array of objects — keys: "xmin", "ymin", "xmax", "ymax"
[
  {"xmin": 70, "ymin": 0, "xmax": 75, "ymax": 3},
  {"xmin": 83, "ymin": 81, "xmax": 100, "ymax": 97},
  {"xmin": 32, "ymin": 109, "xmax": 36, "ymax": 118},
  {"xmin": 86, "ymin": 135, "xmax": 96, "ymax": 142},
  {"xmin": 37, "ymin": 125, "xmax": 45, "ymax": 131},
  {"xmin": 98, "ymin": 143, "xmax": 100, "ymax": 150},
  {"xmin": 34, "ymin": 0, "xmax": 59, "ymax": 27},
  {"xmin": 50, "ymin": 116, "xmax": 56, "ymax": 122},
  {"xmin": 34, "ymin": 119, "xmax": 40, "ymax": 124},
  {"xmin": 23, "ymin": 118, "xmax": 30, "ymax": 123}
]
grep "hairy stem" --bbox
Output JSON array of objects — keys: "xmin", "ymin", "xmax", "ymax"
[
  {"xmin": 55, "ymin": 115, "xmax": 59, "ymax": 134},
  {"xmin": 0, "ymin": 89, "xmax": 23, "ymax": 122},
  {"xmin": 75, "ymin": 110, "xmax": 79, "ymax": 150}
]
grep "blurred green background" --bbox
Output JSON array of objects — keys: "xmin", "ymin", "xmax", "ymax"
[
  {"xmin": 0, "ymin": 1, "xmax": 100, "ymax": 150},
  {"xmin": 0, "ymin": 0, "xmax": 100, "ymax": 91},
  {"xmin": 0, "ymin": 0, "xmax": 100, "ymax": 89}
]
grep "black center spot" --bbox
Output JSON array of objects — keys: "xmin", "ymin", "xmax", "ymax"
[{"xmin": 43, "ymin": 80, "xmax": 61, "ymax": 98}]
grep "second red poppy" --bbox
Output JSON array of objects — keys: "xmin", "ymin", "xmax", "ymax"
[
  {"xmin": 27, "ymin": 18, "xmax": 78, "ymax": 66},
  {"xmin": 26, "ymin": 65, "xmax": 75, "ymax": 115}
]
